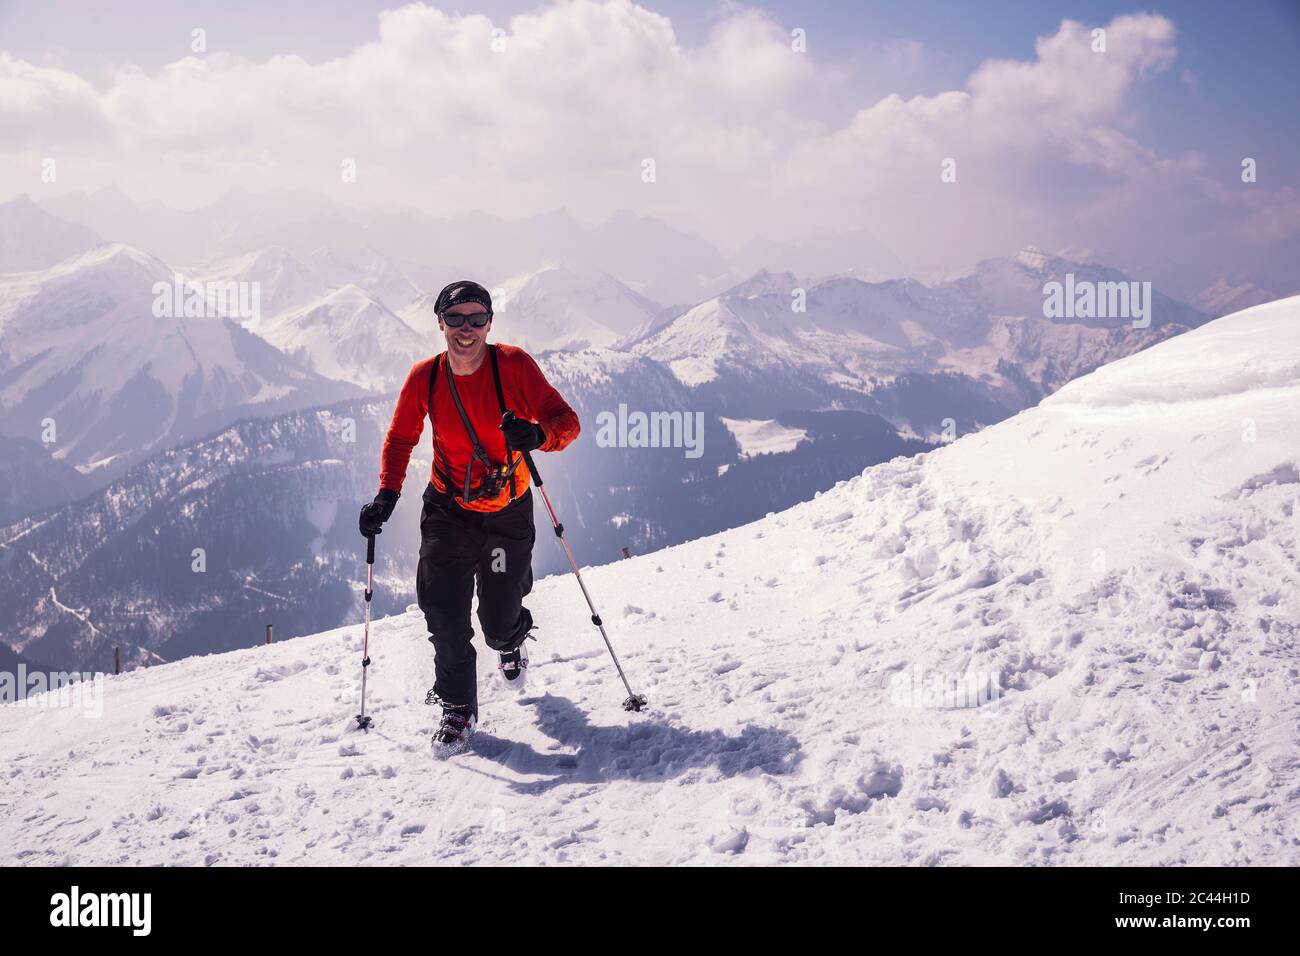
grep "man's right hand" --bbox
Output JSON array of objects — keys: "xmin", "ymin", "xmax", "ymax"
[{"xmin": 359, "ymin": 489, "xmax": 400, "ymax": 538}]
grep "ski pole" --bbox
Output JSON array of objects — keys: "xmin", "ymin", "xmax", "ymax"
[
  {"xmin": 356, "ymin": 534, "xmax": 375, "ymax": 731},
  {"xmin": 504, "ymin": 411, "xmax": 647, "ymax": 712}
]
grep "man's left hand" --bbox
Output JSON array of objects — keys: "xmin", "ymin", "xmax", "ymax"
[{"xmin": 501, "ymin": 416, "xmax": 546, "ymax": 452}]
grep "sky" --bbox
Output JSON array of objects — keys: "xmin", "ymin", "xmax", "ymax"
[{"xmin": 1, "ymin": 0, "xmax": 1297, "ymax": 288}]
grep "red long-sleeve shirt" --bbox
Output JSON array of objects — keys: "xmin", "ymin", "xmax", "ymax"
[{"xmin": 378, "ymin": 343, "xmax": 580, "ymax": 512}]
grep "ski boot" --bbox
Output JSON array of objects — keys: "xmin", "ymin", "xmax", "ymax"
[
  {"xmin": 497, "ymin": 640, "xmax": 530, "ymax": 692},
  {"xmin": 431, "ymin": 702, "xmax": 475, "ymax": 757}
]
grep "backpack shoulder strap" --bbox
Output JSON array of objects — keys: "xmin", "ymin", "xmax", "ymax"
[
  {"xmin": 488, "ymin": 344, "xmax": 507, "ymax": 413},
  {"xmin": 426, "ymin": 353, "xmax": 457, "ymax": 494},
  {"xmin": 489, "ymin": 344, "xmax": 518, "ymax": 500},
  {"xmin": 426, "ymin": 352, "xmax": 443, "ymax": 413}
]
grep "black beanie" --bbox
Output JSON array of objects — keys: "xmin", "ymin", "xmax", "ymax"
[{"xmin": 434, "ymin": 280, "xmax": 493, "ymax": 317}]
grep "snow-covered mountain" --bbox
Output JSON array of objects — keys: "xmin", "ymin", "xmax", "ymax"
[
  {"xmin": 631, "ymin": 251, "xmax": 1207, "ymax": 433},
  {"xmin": 190, "ymin": 246, "xmax": 329, "ymax": 329},
  {"xmin": 397, "ymin": 292, "xmax": 440, "ymax": 337},
  {"xmin": 0, "ymin": 244, "xmax": 365, "ymax": 478},
  {"xmin": 0, "ymin": 195, "xmax": 103, "ymax": 273},
  {"xmin": 1193, "ymin": 276, "xmax": 1284, "ymax": 319},
  {"xmin": 258, "ymin": 285, "xmax": 430, "ymax": 391},
  {"xmin": 732, "ymin": 225, "xmax": 906, "ymax": 284},
  {"xmin": 40, "ymin": 186, "xmax": 206, "ymax": 264},
  {"xmin": 582, "ymin": 210, "xmax": 735, "ymax": 305},
  {"xmin": 38, "ymin": 187, "xmax": 372, "ymax": 267},
  {"xmin": 393, "ymin": 209, "xmax": 736, "ymax": 308},
  {"xmin": 39, "ymin": 189, "xmax": 735, "ymax": 307},
  {"xmin": 629, "ymin": 272, "xmax": 998, "ymax": 424},
  {"xmin": 492, "ymin": 265, "xmax": 662, "ymax": 352},
  {"xmin": 2, "ymin": 294, "xmax": 1294, "ymax": 865},
  {"xmin": 303, "ymin": 246, "xmax": 423, "ymax": 311},
  {"xmin": 947, "ymin": 247, "xmax": 1206, "ymax": 331}
]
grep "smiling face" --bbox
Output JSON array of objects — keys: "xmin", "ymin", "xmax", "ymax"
[{"xmin": 439, "ymin": 302, "xmax": 492, "ymax": 366}]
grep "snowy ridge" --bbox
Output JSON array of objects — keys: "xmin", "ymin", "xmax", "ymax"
[
  {"xmin": 1, "ymin": 297, "xmax": 1296, "ymax": 865},
  {"xmin": 259, "ymin": 285, "xmax": 428, "ymax": 391},
  {"xmin": 493, "ymin": 264, "xmax": 662, "ymax": 353},
  {"xmin": 1194, "ymin": 277, "xmax": 1282, "ymax": 319},
  {"xmin": 303, "ymin": 246, "xmax": 423, "ymax": 312},
  {"xmin": 630, "ymin": 253, "xmax": 1206, "ymax": 423},
  {"xmin": 190, "ymin": 246, "xmax": 329, "ymax": 329},
  {"xmin": 0, "ymin": 195, "xmax": 103, "ymax": 273}
]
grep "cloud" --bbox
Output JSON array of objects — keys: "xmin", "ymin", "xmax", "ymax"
[
  {"xmin": 797, "ymin": 14, "xmax": 1176, "ymax": 192},
  {"xmin": 0, "ymin": 1, "xmax": 1293, "ymax": 287},
  {"xmin": 969, "ymin": 14, "xmax": 1175, "ymax": 124},
  {"xmin": 0, "ymin": 51, "xmax": 109, "ymax": 144}
]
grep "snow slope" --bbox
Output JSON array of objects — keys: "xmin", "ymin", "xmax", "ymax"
[
  {"xmin": 720, "ymin": 417, "xmax": 808, "ymax": 457},
  {"xmin": 2, "ymin": 296, "xmax": 1296, "ymax": 866}
]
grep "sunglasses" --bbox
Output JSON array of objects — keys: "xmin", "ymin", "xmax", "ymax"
[{"xmin": 440, "ymin": 310, "xmax": 492, "ymax": 329}]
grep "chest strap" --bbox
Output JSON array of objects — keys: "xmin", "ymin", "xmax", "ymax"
[{"xmin": 427, "ymin": 345, "xmax": 519, "ymax": 502}]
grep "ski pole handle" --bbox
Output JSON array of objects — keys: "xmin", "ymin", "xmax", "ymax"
[
  {"xmin": 502, "ymin": 410, "xmax": 543, "ymax": 487},
  {"xmin": 366, "ymin": 535, "xmax": 375, "ymax": 565}
]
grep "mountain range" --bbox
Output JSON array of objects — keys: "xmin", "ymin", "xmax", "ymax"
[
  {"xmin": 628, "ymin": 249, "xmax": 1206, "ymax": 434},
  {"xmin": 0, "ymin": 243, "xmax": 364, "ymax": 479},
  {"xmin": 0, "ymin": 191, "xmax": 1248, "ymax": 675}
]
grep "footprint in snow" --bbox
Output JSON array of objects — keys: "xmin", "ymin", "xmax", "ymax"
[{"xmin": 710, "ymin": 828, "xmax": 749, "ymax": 854}]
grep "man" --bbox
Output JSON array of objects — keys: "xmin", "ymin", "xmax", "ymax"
[{"xmin": 358, "ymin": 279, "xmax": 580, "ymax": 754}]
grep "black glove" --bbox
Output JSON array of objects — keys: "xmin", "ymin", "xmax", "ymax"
[
  {"xmin": 359, "ymin": 489, "xmax": 399, "ymax": 538},
  {"xmin": 501, "ymin": 416, "xmax": 546, "ymax": 453}
]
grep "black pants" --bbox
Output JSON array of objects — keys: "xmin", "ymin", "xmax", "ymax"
[{"xmin": 416, "ymin": 481, "xmax": 535, "ymax": 718}]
